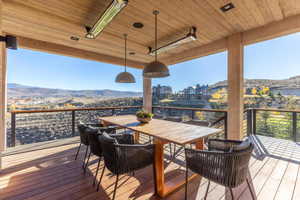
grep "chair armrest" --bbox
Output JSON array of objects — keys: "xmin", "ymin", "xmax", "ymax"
[
  {"xmin": 208, "ymin": 139, "xmax": 242, "ymax": 152},
  {"xmin": 110, "ymin": 134, "xmax": 134, "ymax": 144}
]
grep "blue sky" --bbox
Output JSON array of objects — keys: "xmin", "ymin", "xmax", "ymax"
[{"xmin": 7, "ymin": 32, "xmax": 300, "ymax": 92}]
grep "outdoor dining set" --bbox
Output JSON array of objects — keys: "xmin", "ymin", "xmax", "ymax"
[{"xmin": 75, "ymin": 115, "xmax": 255, "ymax": 200}]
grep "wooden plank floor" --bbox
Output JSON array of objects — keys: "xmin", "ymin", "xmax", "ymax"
[{"xmin": 1, "ymin": 135, "xmax": 300, "ymax": 200}]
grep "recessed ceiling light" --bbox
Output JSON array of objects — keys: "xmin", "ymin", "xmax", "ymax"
[
  {"xmin": 220, "ymin": 3, "xmax": 235, "ymax": 12},
  {"xmin": 133, "ymin": 22, "xmax": 144, "ymax": 29},
  {"xmin": 129, "ymin": 52, "xmax": 135, "ymax": 55},
  {"xmin": 70, "ymin": 36, "xmax": 80, "ymax": 41}
]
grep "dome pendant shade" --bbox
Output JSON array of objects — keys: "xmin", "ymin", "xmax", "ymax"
[
  {"xmin": 115, "ymin": 71, "xmax": 136, "ymax": 83},
  {"xmin": 115, "ymin": 33, "xmax": 136, "ymax": 83},
  {"xmin": 143, "ymin": 10, "xmax": 169, "ymax": 78},
  {"xmin": 143, "ymin": 61, "xmax": 169, "ymax": 78}
]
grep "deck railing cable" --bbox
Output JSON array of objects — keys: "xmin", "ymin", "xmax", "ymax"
[{"xmin": 8, "ymin": 106, "xmax": 300, "ymax": 147}]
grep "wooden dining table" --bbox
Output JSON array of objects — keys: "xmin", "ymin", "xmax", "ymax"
[{"xmin": 99, "ymin": 115, "xmax": 222, "ymax": 198}]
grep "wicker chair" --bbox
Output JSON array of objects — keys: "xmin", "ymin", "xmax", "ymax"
[
  {"xmin": 185, "ymin": 139, "xmax": 255, "ymax": 200},
  {"xmin": 75, "ymin": 122, "xmax": 118, "ymax": 170},
  {"xmin": 75, "ymin": 123, "xmax": 90, "ymax": 169},
  {"xmin": 98, "ymin": 132, "xmax": 155, "ymax": 200},
  {"xmin": 85, "ymin": 127, "xmax": 134, "ymax": 187}
]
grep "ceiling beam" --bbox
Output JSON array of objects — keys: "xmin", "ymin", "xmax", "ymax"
[
  {"xmin": 243, "ymin": 14, "xmax": 300, "ymax": 45},
  {"xmin": 161, "ymin": 39, "xmax": 227, "ymax": 65},
  {"xmin": 18, "ymin": 37, "xmax": 145, "ymax": 69}
]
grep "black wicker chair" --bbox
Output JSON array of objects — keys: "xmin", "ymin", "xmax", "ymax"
[
  {"xmin": 85, "ymin": 127, "xmax": 134, "ymax": 187},
  {"xmin": 75, "ymin": 122, "xmax": 118, "ymax": 169},
  {"xmin": 75, "ymin": 123, "xmax": 90, "ymax": 169},
  {"xmin": 185, "ymin": 139, "xmax": 255, "ymax": 200},
  {"xmin": 98, "ymin": 132, "xmax": 155, "ymax": 200}
]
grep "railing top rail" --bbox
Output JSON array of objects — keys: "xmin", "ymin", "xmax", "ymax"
[
  {"xmin": 10, "ymin": 106, "xmax": 142, "ymax": 114},
  {"xmin": 153, "ymin": 106, "xmax": 227, "ymax": 113},
  {"xmin": 253, "ymin": 108, "xmax": 300, "ymax": 113}
]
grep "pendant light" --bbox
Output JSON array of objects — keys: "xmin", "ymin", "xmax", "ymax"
[
  {"xmin": 143, "ymin": 10, "xmax": 169, "ymax": 78},
  {"xmin": 115, "ymin": 34, "xmax": 136, "ymax": 83}
]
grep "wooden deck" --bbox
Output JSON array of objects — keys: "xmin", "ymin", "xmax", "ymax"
[{"xmin": 1, "ymin": 135, "xmax": 300, "ymax": 200}]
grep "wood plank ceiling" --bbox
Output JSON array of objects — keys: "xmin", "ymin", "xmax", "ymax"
[{"xmin": 2, "ymin": 0, "xmax": 300, "ymax": 68}]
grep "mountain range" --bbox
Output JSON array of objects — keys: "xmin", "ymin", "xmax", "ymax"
[
  {"xmin": 8, "ymin": 75, "xmax": 300, "ymax": 98},
  {"xmin": 210, "ymin": 75, "xmax": 300, "ymax": 89},
  {"xmin": 8, "ymin": 83, "xmax": 142, "ymax": 98}
]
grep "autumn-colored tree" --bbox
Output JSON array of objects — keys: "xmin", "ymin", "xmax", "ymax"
[
  {"xmin": 262, "ymin": 86, "xmax": 270, "ymax": 95},
  {"xmin": 251, "ymin": 88, "xmax": 257, "ymax": 95},
  {"xmin": 64, "ymin": 103, "xmax": 75, "ymax": 108},
  {"xmin": 9, "ymin": 104, "xmax": 16, "ymax": 111}
]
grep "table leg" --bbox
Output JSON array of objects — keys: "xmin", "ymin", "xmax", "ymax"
[
  {"xmin": 154, "ymin": 139, "xmax": 165, "ymax": 196},
  {"xmin": 195, "ymin": 138, "xmax": 204, "ymax": 150},
  {"xmin": 154, "ymin": 138, "xmax": 205, "ymax": 198}
]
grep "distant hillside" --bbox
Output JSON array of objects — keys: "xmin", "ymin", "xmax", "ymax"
[
  {"xmin": 210, "ymin": 75, "xmax": 300, "ymax": 89},
  {"xmin": 8, "ymin": 83, "xmax": 142, "ymax": 98}
]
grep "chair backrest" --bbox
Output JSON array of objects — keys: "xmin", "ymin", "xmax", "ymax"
[
  {"xmin": 99, "ymin": 132, "xmax": 155, "ymax": 175},
  {"xmin": 86, "ymin": 127, "xmax": 102, "ymax": 157},
  {"xmin": 98, "ymin": 132, "xmax": 119, "ymax": 174},
  {"xmin": 186, "ymin": 140, "xmax": 254, "ymax": 188},
  {"xmin": 77, "ymin": 123, "xmax": 89, "ymax": 145}
]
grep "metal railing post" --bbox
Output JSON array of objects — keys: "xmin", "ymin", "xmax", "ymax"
[
  {"xmin": 72, "ymin": 110, "xmax": 75, "ymax": 136},
  {"xmin": 112, "ymin": 108, "xmax": 115, "ymax": 116},
  {"xmin": 191, "ymin": 110, "xmax": 195, "ymax": 120},
  {"xmin": 224, "ymin": 112, "xmax": 228, "ymax": 139},
  {"xmin": 247, "ymin": 109, "xmax": 253, "ymax": 136},
  {"xmin": 253, "ymin": 109, "xmax": 257, "ymax": 135},
  {"xmin": 11, "ymin": 112, "xmax": 16, "ymax": 147},
  {"xmin": 292, "ymin": 112, "xmax": 297, "ymax": 142}
]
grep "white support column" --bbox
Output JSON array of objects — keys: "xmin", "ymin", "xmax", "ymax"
[
  {"xmin": 143, "ymin": 77, "xmax": 152, "ymax": 113},
  {"xmin": 0, "ymin": 0, "xmax": 7, "ymax": 170},
  {"xmin": 227, "ymin": 33, "xmax": 244, "ymax": 140}
]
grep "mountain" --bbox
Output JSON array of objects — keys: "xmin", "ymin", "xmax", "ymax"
[
  {"xmin": 210, "ymin": 75, "xmax": 300, "ymax": 89},
  {"xmin": 8, "ymin": 83, "xmax": 142, "ymax": 98}
]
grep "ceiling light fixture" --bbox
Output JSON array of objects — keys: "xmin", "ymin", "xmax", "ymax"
[
  {"xmin": 0, "ymin": 35, "xmax": 18, "ymax": 50},
  {"xmin": 148, "ymin": 27, "xmax": 197, "ymax": 56},
  {"xmin": 143, "ymin": 10, "xmax": 169, "ymax": 78},
  {"xmin": 220, "ymin": 3, "xmax": 235, "ymax": 12},
  {"xmin": 115, "ymin": 34, "xmax": 136, "ymax": 83},
  {"xmin": 85, "ymin": 0, "xmax": 128, "ymax": 39}
]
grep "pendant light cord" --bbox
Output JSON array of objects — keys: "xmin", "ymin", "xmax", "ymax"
[
  {"xmin": 154, "ymin": 10, "xmax": 158, "ymax": 61},
  {"xmin": 124, "ymin": 33, "xmax": 127, "ymax": 72}
]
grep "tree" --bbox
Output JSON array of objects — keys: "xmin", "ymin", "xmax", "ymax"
[
  {"xmin": 262, "ymin": 86, "xmax": 270, "ymax": 95},
  {"xmin": 251, "ymin": 87, "xmax": 257, "ymax": 95}
]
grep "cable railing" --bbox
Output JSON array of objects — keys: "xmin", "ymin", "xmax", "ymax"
[
  {"xmin": 7, "ymin": 106, "xmax": 299, "ymax": 148},
  {"xmin": 8, "ymin": 106, "xmax": 142, "ymax": 147},
  {"xmin": 152, "ymin": 106, "xmax": 228, "ymax": 139},
  {"xmin": 247, "ymin": 108, "xmax": 300, "ymax": 142}
]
